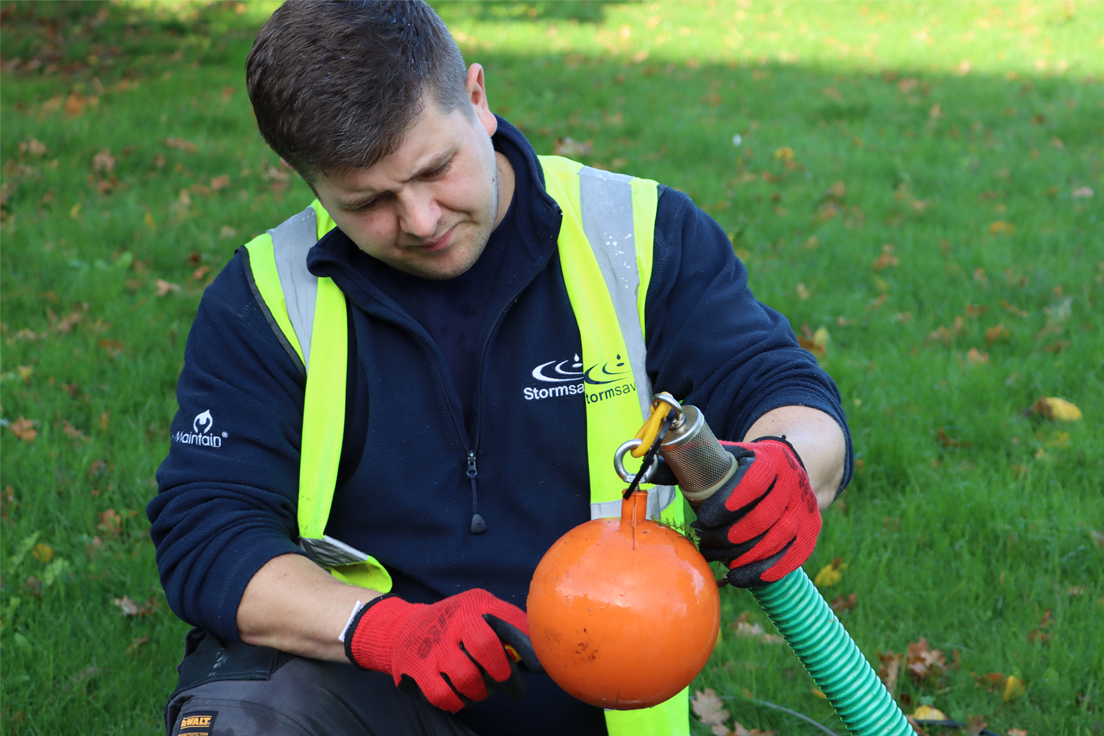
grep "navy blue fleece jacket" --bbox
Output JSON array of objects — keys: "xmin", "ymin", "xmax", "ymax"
[{"xmin": 149, "ymin": 117, "xmax": 851, "ymax": 734}]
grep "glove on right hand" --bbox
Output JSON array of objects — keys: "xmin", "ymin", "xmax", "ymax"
[
  {"xmin": 344, "ymin": 589, "xmax": 542, "ymax": 713},
  {"xmin": 691, "ymin": 437, "xmax": 821, "ymax": 587}
]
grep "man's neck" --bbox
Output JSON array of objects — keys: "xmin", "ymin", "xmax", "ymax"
[{"xmin": 493, "ymin": 150, "xmax": 515, "ymax": 231}]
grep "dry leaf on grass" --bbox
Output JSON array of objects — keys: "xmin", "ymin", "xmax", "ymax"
[
  {"xmin": 906, "ymin": 637, "xmax": 946, "ymax": 682},
  {"xmin": 156, "ymin": 279, "xmax": 181, "ymax": 297},
  {"xmin": 113, "ymin": 594, "xmax": 158, "ymax": 617},
  {"xmin": 878, "ymin": 651, "xmax": 904, "ymax": 694},
  {"xmin": 813, "ymin": 557, "xmax": 845, "ymax": 587},
  {"xmin": 966, "ymin": 714, "xmax": 988, "ymax": 736},
  {"xmin": 798, "ymin": 325, "xmax": 829, "ymax": 358},
  {"xmin": 830, "ymin": 593, "xmax": 857, "ymax": 613},
  {"xmin": 165, "ymin": 137, "xmax": 199, "ymax": 153},
  {"xmin": 1004, "ymin": 675, "xmax": 1026, "ymax": 701},
  {"xmin": 1025, "ymin": 397, "xmax": 1082, "ymax": 422},
  {"xmin": 114, "ymin": 595, "xmax": 141, "ymax": 616},
  {"xmin": 910, "ymin": 704, "xmax": 948, "ymax": 720},
  {"xmin": 691, "ymin": 689, "xmax": 729, "ymax": 727},
  {"xmin": 9, "ymin": 417, "xmax": 37, "ymax": 442},
  {"xmin": 553, "ymin": 137, "xmax": 592, "ymax": 158}
]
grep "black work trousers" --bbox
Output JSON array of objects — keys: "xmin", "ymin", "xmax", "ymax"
[{"xmin": 165, "ymin": 628, "xmax": 481, "ymax": 736}]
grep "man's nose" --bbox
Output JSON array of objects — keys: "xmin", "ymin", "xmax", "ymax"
[{"xmin": 397, "ymin": 188, "xmax": 441, "ymax": 240}]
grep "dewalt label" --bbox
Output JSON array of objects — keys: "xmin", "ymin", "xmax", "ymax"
[{"xmin": 177, "ymin": 711, "xmax": 216, "ymax": 735}]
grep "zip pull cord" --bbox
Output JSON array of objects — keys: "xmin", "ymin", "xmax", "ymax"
[{"xmin": 468, "ymin": 451, "xmax": 486, "ymax": 534}]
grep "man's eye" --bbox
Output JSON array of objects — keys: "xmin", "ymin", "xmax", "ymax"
[
  {"xmin": 426, "ymin": 161, "xmax": 451, "ymax": 179},
  {"xmin": 351, "ymin": 197, "xmax": 382, "ymax": 212}
]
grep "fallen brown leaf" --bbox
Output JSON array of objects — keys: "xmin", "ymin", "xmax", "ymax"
[
  {"xmin": 9, "ymin": 417, "xmax": 37, "ymax": 442},
  {"xmin": 114, "ymin": 595, "xmax": 140, "ymax": 616},
  {"xmin": 553, "ymin": 137, "xmax": 592, "ymax": 158},
  {"xmin": 97, "ymin": 508, "xmax": 122, "ymax": 536},
  {"xmin": 165, "ymin": 137, "xmax": 199, "ymax": 153},
  {"xmin": 691, "ymin": 688, "xmax": 728, "ymax": 727},
  {"xmin": 155, "ymin": 279, "xmax": 181, "ymax": 297},
  {"xmin": 92, "ymin": 149, "xmax": 115, "ymax": 173},
  {"xmin": 906, "ymin": 637, "xmax": 946, "ymax": 682},
  {"xmin": 830, "ymin": 592, "xmax": 857, "ymax": 613},
  {"xmin": 873, "ymin": 244, "xmax": 899, "ymax": 270},
  {"xmin": 878, "ymin": 651, "xmax": 903, "ymax": 695},
  {"xmin": 126, "ymin": 635, "xmax": 150, "ymax": 654}
]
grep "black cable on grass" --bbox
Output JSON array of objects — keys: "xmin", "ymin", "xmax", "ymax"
[
  {"xmin": 751, "ymin": 699, "xmax": 840, "ymax": 735},
  {"xmin": 712, "ymin": 692, "xmax": 1006, "ymax": 736},
  {"xmin": 715, "ymin": 692, "xmax": 839, "ymax": 735}
]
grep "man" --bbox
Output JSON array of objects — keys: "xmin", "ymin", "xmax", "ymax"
[{"xmin": 148, "ymin": 1, "xmax": 851, "ymax": 735}]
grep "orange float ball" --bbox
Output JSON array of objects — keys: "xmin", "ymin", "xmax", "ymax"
[{"xmin": 527, "ymin": 491, "xmax": 720, "ymax": 710}]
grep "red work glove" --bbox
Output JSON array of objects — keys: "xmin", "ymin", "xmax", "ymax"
[
  {"xmin": 690, "ymin": 436, "xmax": 821, "ymax": 587},
  {"xmin": 344, "ymin": 589, "xmax": 542, "ymax": 713}
]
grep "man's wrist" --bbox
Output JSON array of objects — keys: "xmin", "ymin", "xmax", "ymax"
[{"xmin": 337, "ymin": 600, "xmax": 366, "ymax": 644}]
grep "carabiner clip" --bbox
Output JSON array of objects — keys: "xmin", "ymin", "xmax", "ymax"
[{"xmin": 631, "ymin": 393, "xmax": 684, "ymax": 457}]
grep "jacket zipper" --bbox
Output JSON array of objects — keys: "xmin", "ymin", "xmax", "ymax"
[
  {"xmin": 467, "ymin": 450, "xmax": 486, "ymax": 534},
  {"xmin": 463, "ymin": 221, "xmax": 561, "ymax": 533}
]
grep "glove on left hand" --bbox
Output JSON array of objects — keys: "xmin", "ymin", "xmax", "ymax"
[
  {"xmin": 344, "ymin": 589, "xmax": 542, "ymax": 713},
  {"xmin": 691, "ymin": 437, "xmax": 821, "ymax": 587}
]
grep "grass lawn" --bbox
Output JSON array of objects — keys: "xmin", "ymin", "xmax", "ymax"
[{"xmin": 2, "ymin": 2, "xmax": 1101, "ymax": 734}]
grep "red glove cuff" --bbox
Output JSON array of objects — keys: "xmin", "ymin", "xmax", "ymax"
[{"xmin": 344, "ymin": 594, "xmax": 408, "ymax": 673}]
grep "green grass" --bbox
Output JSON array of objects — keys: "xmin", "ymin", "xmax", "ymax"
[{"xmin": 2, "ymin": 2, "xmax": 1101, "ymax": 734}]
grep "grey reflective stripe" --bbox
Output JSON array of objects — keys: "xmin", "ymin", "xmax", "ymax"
[
  {"xmin": 299, "ymin": 534, "xmax": 370, "ymax": 568},
  {"xmin": 578, "ymin": 167, "xmax": 675, "ymax": 523},
  {"xmin": 577, "ymin": 166, "xmax": 653, "ymax": 419},
  {"xmin": 268, "ymin": 206, "xmax": 320, "ymax": 370},
  {"xmin": 589, "ymin": 484, "xmax": 676, "ymax": 522}
]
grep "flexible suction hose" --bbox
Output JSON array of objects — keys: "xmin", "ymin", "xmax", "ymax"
[
  {"xmin": 750, "ymin": 569, "xmax": 912, "ymax": 735},
  {"xmin": 638, "ymin": 395, "xmax": 912, "ymax": 734}
]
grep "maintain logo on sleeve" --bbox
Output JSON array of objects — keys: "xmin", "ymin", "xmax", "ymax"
[
  {"xmin": 172, "ymin": 409, "xmax": 228, "ymax": 448},
  {"xmin": 523, "ymin": 354, "xmax": 636, "ymax": 404}
]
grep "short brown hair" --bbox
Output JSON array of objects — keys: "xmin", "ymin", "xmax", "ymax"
[{"xmin": 247, "ymin": 0, "xmax": 469, "ymax": 183}]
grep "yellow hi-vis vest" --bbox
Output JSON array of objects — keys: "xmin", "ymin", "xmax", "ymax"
[{"xmin": 241, "ymin": 156, "xmax": 689, "ymax": 736}]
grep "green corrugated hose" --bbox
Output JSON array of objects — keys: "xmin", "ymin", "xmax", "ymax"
[{"xmin": 750, "ymin": 568, "xmax": 912, "ymax": 735}]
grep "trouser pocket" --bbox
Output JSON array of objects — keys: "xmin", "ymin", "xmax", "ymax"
[{"xmin": 164, "ymin": 628, "xmax": 292, "ymax": 734}]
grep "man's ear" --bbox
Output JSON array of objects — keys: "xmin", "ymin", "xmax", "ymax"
[{"xmin": 465, "ymin": 63, "xmax": 497, "ymax": 137}]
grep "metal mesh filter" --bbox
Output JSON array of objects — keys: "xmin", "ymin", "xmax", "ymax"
[{"xmin": 658, "ymin": 406, "xmax": 735, "ymax": 494}]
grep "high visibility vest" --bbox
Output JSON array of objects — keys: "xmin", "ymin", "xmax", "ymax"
[{"xmin": 241, "ymin": 156, "xmax": 689, "ymax": 736}]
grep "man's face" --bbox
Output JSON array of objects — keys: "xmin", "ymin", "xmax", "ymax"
[{"xmin": 312, "ymin": 65, "xmax": 510, "ymax": 281}]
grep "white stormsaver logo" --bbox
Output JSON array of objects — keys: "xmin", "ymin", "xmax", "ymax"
[
  {"xmin": 523, "ymin": 354, "xmax": 635, "ymax": 403},
  {"xmin": 173, "ymin": 409, "xmax": 226, "ymax": 448},
  {"xmin": 531, "ymin": 355, "xmax": 584, "ymax": 383}
]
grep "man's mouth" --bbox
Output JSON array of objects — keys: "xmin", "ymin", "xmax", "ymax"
[{"xmin": 417, "ymin": 227, "xmax": 455, "ymax": 253}]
